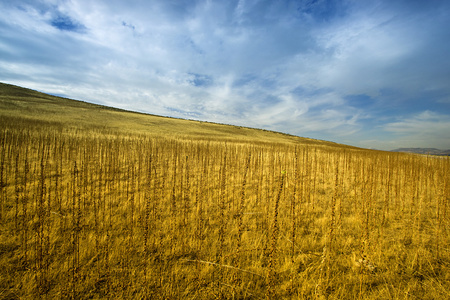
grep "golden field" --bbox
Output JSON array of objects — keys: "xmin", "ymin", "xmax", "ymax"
[{"xmin": 0, "ymin": 82, "xmax": 449, "ymax": 299}]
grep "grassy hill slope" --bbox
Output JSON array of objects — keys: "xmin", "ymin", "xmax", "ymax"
[{"xmin": 0, "ymin": 82, "xmax": 353, "ymax": 148}]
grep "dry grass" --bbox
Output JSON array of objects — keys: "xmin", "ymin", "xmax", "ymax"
[{"xmin": 0, "ymin": 82, "xmax": 449, "ymax": 299}]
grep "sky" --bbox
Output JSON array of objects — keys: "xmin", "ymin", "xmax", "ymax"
[{"xmin": 1, "ymin": 0, "xmax": 449, "ymax": 150}]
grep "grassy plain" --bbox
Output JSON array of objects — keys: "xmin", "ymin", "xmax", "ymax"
[{"xmin": 0, "ymin": 82, "xmax": 449, "ymax": 299}]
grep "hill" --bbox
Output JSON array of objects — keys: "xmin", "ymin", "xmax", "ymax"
[
  {"xmin": 0, "ymin": 82, "xmax": 351, "ymax": 148},
  {"xmin": 391, "ymin": 148, "xmax": 450, "ymax": 156}
]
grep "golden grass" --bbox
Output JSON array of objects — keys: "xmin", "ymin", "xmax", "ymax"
[{"xmin": 0, "ymin": 82, "xmax": 449, "ymax": 299}]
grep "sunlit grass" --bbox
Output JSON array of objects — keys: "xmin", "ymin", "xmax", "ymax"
[{"xmin": 1, "ymin": 82, "xmax": 449, "ymax": 299}]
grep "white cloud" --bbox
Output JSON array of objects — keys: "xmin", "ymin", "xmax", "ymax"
[
  {"xmin": 380, "ymin": 111, "xmax": 450, "ymax": 149},
  {"xmin": 384, "ymin": 110, "xmax": 450, "ymax": 134}
]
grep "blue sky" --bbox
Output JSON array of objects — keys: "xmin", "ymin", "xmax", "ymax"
[{"xmin": 1, "ymin": 0, "xmax": 449, "ymax": 150}]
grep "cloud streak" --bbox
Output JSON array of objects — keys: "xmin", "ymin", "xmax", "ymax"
[{"xmin": 0, "ymin": 0, "xmax": 449, "ymax": 150}]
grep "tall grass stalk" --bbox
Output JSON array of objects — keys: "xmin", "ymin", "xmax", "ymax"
[{"xmin": 266, "ymin": 170, "xmax": 285, "ymax": 299}]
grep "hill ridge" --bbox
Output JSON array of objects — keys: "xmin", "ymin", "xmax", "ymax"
[
  {"xmin": 1, "ymin": 82, "xmax": 357, "ymax": 148},
  {"xmin": 391, "ymin": 147, "xmax": 450, "ymax": 156}
]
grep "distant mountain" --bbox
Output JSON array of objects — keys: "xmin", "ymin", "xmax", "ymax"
[{"xmin": 391, "ymin": 148, "xmax": 450, "ymax": 156}]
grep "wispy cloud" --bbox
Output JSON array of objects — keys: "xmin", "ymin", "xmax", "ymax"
[
  {"xmin": 0, "ymin": 0, "xmax": 449, "ymax": 150},
  {"xmin": 381, "ymin": 111, "xmax": 450, "ymax": 148}
]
